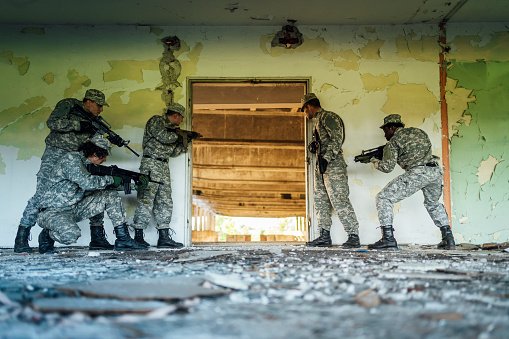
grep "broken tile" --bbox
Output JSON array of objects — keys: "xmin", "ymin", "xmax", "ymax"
[
  {"xmin": 419, "ymin": 312, "xmax": 464, "ymax": 321},
  {"xmin": 32, "ymin": 297, "xmax": 168, "ymax": 315},
  {"xmin": 55, "ymin": 277, "xmax": 229, "ymax": 301},
  {"xmin": 174, "ymin": 250, "xmax": 236, "ymax": 263}
]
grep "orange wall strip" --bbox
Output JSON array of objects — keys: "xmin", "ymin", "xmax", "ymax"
[{"xmin": 439, "ymin": 22, "xmax": 452, "ymax": 225}]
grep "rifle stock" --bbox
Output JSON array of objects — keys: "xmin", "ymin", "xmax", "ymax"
[{"xmin": 72, "ymin": 104, "xmax": 140, "ymax": 157}]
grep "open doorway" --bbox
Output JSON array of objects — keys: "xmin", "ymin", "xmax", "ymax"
[{"xmin": 188, "ymin": 79, "xmax": 309, "ymax": 243}]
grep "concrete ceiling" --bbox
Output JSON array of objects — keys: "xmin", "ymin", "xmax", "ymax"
[{"xmin": 0, "ymin": 0, "xmax": 508, "ymax": 26}]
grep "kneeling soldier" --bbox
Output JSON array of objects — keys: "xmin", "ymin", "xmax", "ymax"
[{"xmin": 36, "ymin": 134, "xmax": 146, "ymax": 253}]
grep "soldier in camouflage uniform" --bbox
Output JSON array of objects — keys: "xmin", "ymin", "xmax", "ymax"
[
  {"xmin": 365, "ymin": 114, "xmax": 455, "ymax": 250},
  {"xmin": 36, "ymin": 134, "xmax": 146, "ymax": 253},
  {"xmin": 14, "ymin": 89, "xmax": 115, "ymax": 253},
  {"xmin": 302, "ymin": 93, "xmax": 361, "ymax": 248},
  {"xmin": 132, "ymin": 103, "xmax": 189, "ymax": 249}
]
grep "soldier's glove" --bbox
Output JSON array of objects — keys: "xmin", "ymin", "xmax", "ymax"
[
  {"xmin": 107, "ymin": 134, "xmax": 124, "ymax": 147},
  {"xmin": 80, "ymin": 121, "xmax": 95, "ymax": 133},
  {"xmin": 318, "ymin": 158, "xmax": 328, "ymax": 174},
  {"xmin": 308, "ymin": 141, "xmax": 319, "ymax": 154},
  {"xmin": 112, "ymin": 176, "xmax": 124, "ymax": 188},
  {"xmin": 187, "ymin": 131, "xmax": 202, "ymax": 142},
  {"xmin": 357, "ymin": 155, "xmax": 372, "ymax": 164},
  {"xmin": 135, "ymin": 175, "xmax": 149, "ymax": 191}
]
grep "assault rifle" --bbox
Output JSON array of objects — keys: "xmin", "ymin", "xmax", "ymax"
[
  {"xmin": 72, "ymin": 104, "xmax": 140, "ymax": 157},
  {"xmin": 354, "ymin": 145, "xmax": 385, "ymax": 163},
  {"xmin": 167, "ymin": 127, "xmax": 202, "ymax": 147},
  {"xmin": 86, "ymin": 164, "xmax": 163, "ymax": 194},
  {"xmin": 313, "ymin": 129, "xmax": 328, "ymax": 174}
]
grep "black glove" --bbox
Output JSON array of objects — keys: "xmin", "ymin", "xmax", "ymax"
[
  {"xmin": 186, "ymin": 132, "xmax": 201, "ymax": 143},
  {"xmin": 318, "ymin": 157, "xmax": 328, "ymax": 174},
  {"xmin": 308, "ymin": 141, "xmax": 319, "ymax": 154},
  {"xmin": 80, "ymin": 121, "xmax": 95, "ymax": 133},
  {"xmin": 108, "ymin": 134, "xmax": 124, "ymax": 147}
]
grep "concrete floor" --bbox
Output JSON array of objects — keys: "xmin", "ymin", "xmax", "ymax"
[{"xmin": 1, "ymin": 243, "xmax": 508, "ymax": 339}]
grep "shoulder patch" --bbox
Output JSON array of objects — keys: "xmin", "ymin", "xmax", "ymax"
[
  {"xmin": 382, "ymin": 145, "xmax": 392, "ymax": 161},
  {"xmin": 324, "ymin": 114, "xmax": 340, "ymax": 131}
]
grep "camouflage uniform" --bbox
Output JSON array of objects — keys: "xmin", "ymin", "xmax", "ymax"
[
  {"xmin": 370, "ymin": 127, "xmax": 449, "ymax": 227},
  {"xmin": 20, "ymin": 95, "xmax": 106, "ymax": 228},
  {"xmin": 313, "ymin": 108, "xmax": 360, "ymax": 234},
  {"xmin": 37, "ymin": 152, "xmax": 127, "ymax": 245},
  {"xmin": 132, "ymin": 112, "xmax": 187, "ymax": 230}
]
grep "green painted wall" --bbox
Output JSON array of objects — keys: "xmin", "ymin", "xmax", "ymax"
[{"xmin": 448, "ymin": 61, "xmax": 509, "ymax": 243}]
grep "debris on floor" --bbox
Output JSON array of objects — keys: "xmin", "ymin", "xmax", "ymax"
[{"xmin": 0, "ymin": 244, "xmax": 508, "ymax": 338}]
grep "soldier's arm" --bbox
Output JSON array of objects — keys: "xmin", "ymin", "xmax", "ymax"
[
  {"xmin": 46, "ymin": 99, "xmax": 81, "ymax": 132},
  {"xmin": 63, "ymin": 156, "xmax": 114, "ymax": 190},
  {"xmin": 146, "ymin": 116, "xmax": 180, "ymax": 145},
  {"xmin": 371, "ymin": 142, "xmax": 398, "ymax": 173},
  {"xmin": 322, "ymin": 113, "xmax": 344, "ymax": 162}
]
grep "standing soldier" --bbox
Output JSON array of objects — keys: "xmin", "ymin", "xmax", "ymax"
[
  {"xmin": 132, "ymin": 103, "xmax": 190, "ymax": 248},
  {"xmin": 302, "ymin": 93, "xmax": 361, "ymax": 248},
  {"xmin": 14, "ymin": 89, "xmax": 114, "ymax": 253},
  {"xmin": 37, "ymin": 134, "xmax": 146, "ymax": 253},
  {"xmin": 364, "ymin": 114, "xmax": 455, "ymax": 250}
]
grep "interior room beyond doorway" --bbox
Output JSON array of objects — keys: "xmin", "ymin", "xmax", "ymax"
[{"xmin": 190, "ymin": 81, "xmax": 307, "ymax": 243}]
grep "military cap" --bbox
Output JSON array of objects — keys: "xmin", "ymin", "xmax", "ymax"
[
  {"xmin": 167, "ymin": 102, "xmax": 186, "ymax": 116},
  {"xmin": 300, "ymin": 93, "xmax": 318, "ymax": 111},
  {"xmin": 84, "ymin": 89, "xmax": 109, "ymax": 107},
  {"xmin": 380, "ymin": 114, "xmax": 404, "ymax": 129},
  {"xmin": 90, "ymin": 133, "xmax": 112, "ymax": 151}
]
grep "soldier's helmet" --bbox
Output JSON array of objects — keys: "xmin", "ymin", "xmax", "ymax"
[
  {"xmin": 84, "ymin": 89, "xmax": 109, "ymax": 107},
  {"xmin": 380, "ymin": 114, "xmax": 404, "ymax": 129},
  {"xmin": 299, "ymin": 93, "xmax": 318, "ymax": 111},
  {"xmin": 166, "ymin": 103, "xmax": 186, "ymax": 117},
  {"xmin": 90, "ymin": 133, "xmax": 112, "ymax": 151}
]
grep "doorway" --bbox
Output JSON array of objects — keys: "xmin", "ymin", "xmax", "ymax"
[{"xmin": 188, "ymin": 79, "xmax": 311, "ymax": 243}]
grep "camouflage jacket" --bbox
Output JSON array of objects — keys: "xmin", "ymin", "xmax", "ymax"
[
  {"xmin": 313, "ymin": 108, "xmax": 345, "ymax": 163},
  {"xmin": 371, "ymin": 127, "xmax": 438, "ymax": 173},
  {"xmin": 141, "ymin": 113, "xmax": 187, "ymax": 160},
  {"xmin": 44, "ymin": 98, "xmax": 96, "ymax": 151},
  {"xmin": 39, "ymin": 152, "xmax": 114, "ymax": 209}
]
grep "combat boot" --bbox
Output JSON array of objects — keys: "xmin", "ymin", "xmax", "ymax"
[
  {"xmin": 367, "ymin": 226, "xmax": 398, "ymax": 250},
  {"xmin": 38, "ymin": 229, "xmax": 55, "ymax": 254},
  {"xmin": 113, "ymin": 224, "xmax": 147, "ymax": 251},
  {"xmin": 134, "ymin": 229, "xmax": 150, "ymax": 248},
  {"xmin": 14, "ymin": 225, "xmax": 33, "ymax": 253},
  {"xmin": 157, "ymin": 228, "xmax": 184, "ymax": 249},
  {"xmin": 437, "ymin": 225, "xmax": 455, "ymax": 250},
  {"xmin": 342, "ymin": 234, "xmax": 361, "ymax": 249},
  {"xmin": 306, "ymin": 228, "xmax": 332, "ymax": 247},
  {"xmin": 89, "ymin": 225, "xmax": 114, "ymax": 250}
]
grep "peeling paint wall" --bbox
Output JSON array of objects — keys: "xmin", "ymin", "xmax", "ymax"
[
  {"xmin": 0, "ymin": 23, "xmax": 507, "ymax": 248},
  {"xmin": 446, "ymin": 24, "xmax": 509, "ymax": 244}
]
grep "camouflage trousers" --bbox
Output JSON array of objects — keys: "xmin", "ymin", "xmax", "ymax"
[
  {"xmin": 20, "ymin": 146, "xmax": 103, "ymax": 228},
  {"xmin": 314, "ymin": 159, "xmax": 360, "ymax": 234},
  {"xmin": 376, "ymin": 165, "xmax": 449, "ymax": 227},
  {"xmin": 37, "ymin": 190, "xmax": 126, "ymax": 245},
  {"xmin": 132, "ymin": 158, "xmax": 173, "ymax": 230}
]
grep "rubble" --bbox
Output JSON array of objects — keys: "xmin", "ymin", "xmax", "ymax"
[{"xmin": 0, "ymin": 244, "xmax": 508, "ymax": 338}]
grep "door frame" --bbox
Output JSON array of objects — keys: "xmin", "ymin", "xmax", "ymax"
[{"xmin": 185, "ymin": 76, "xmax": 314, "ymax": 244}]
